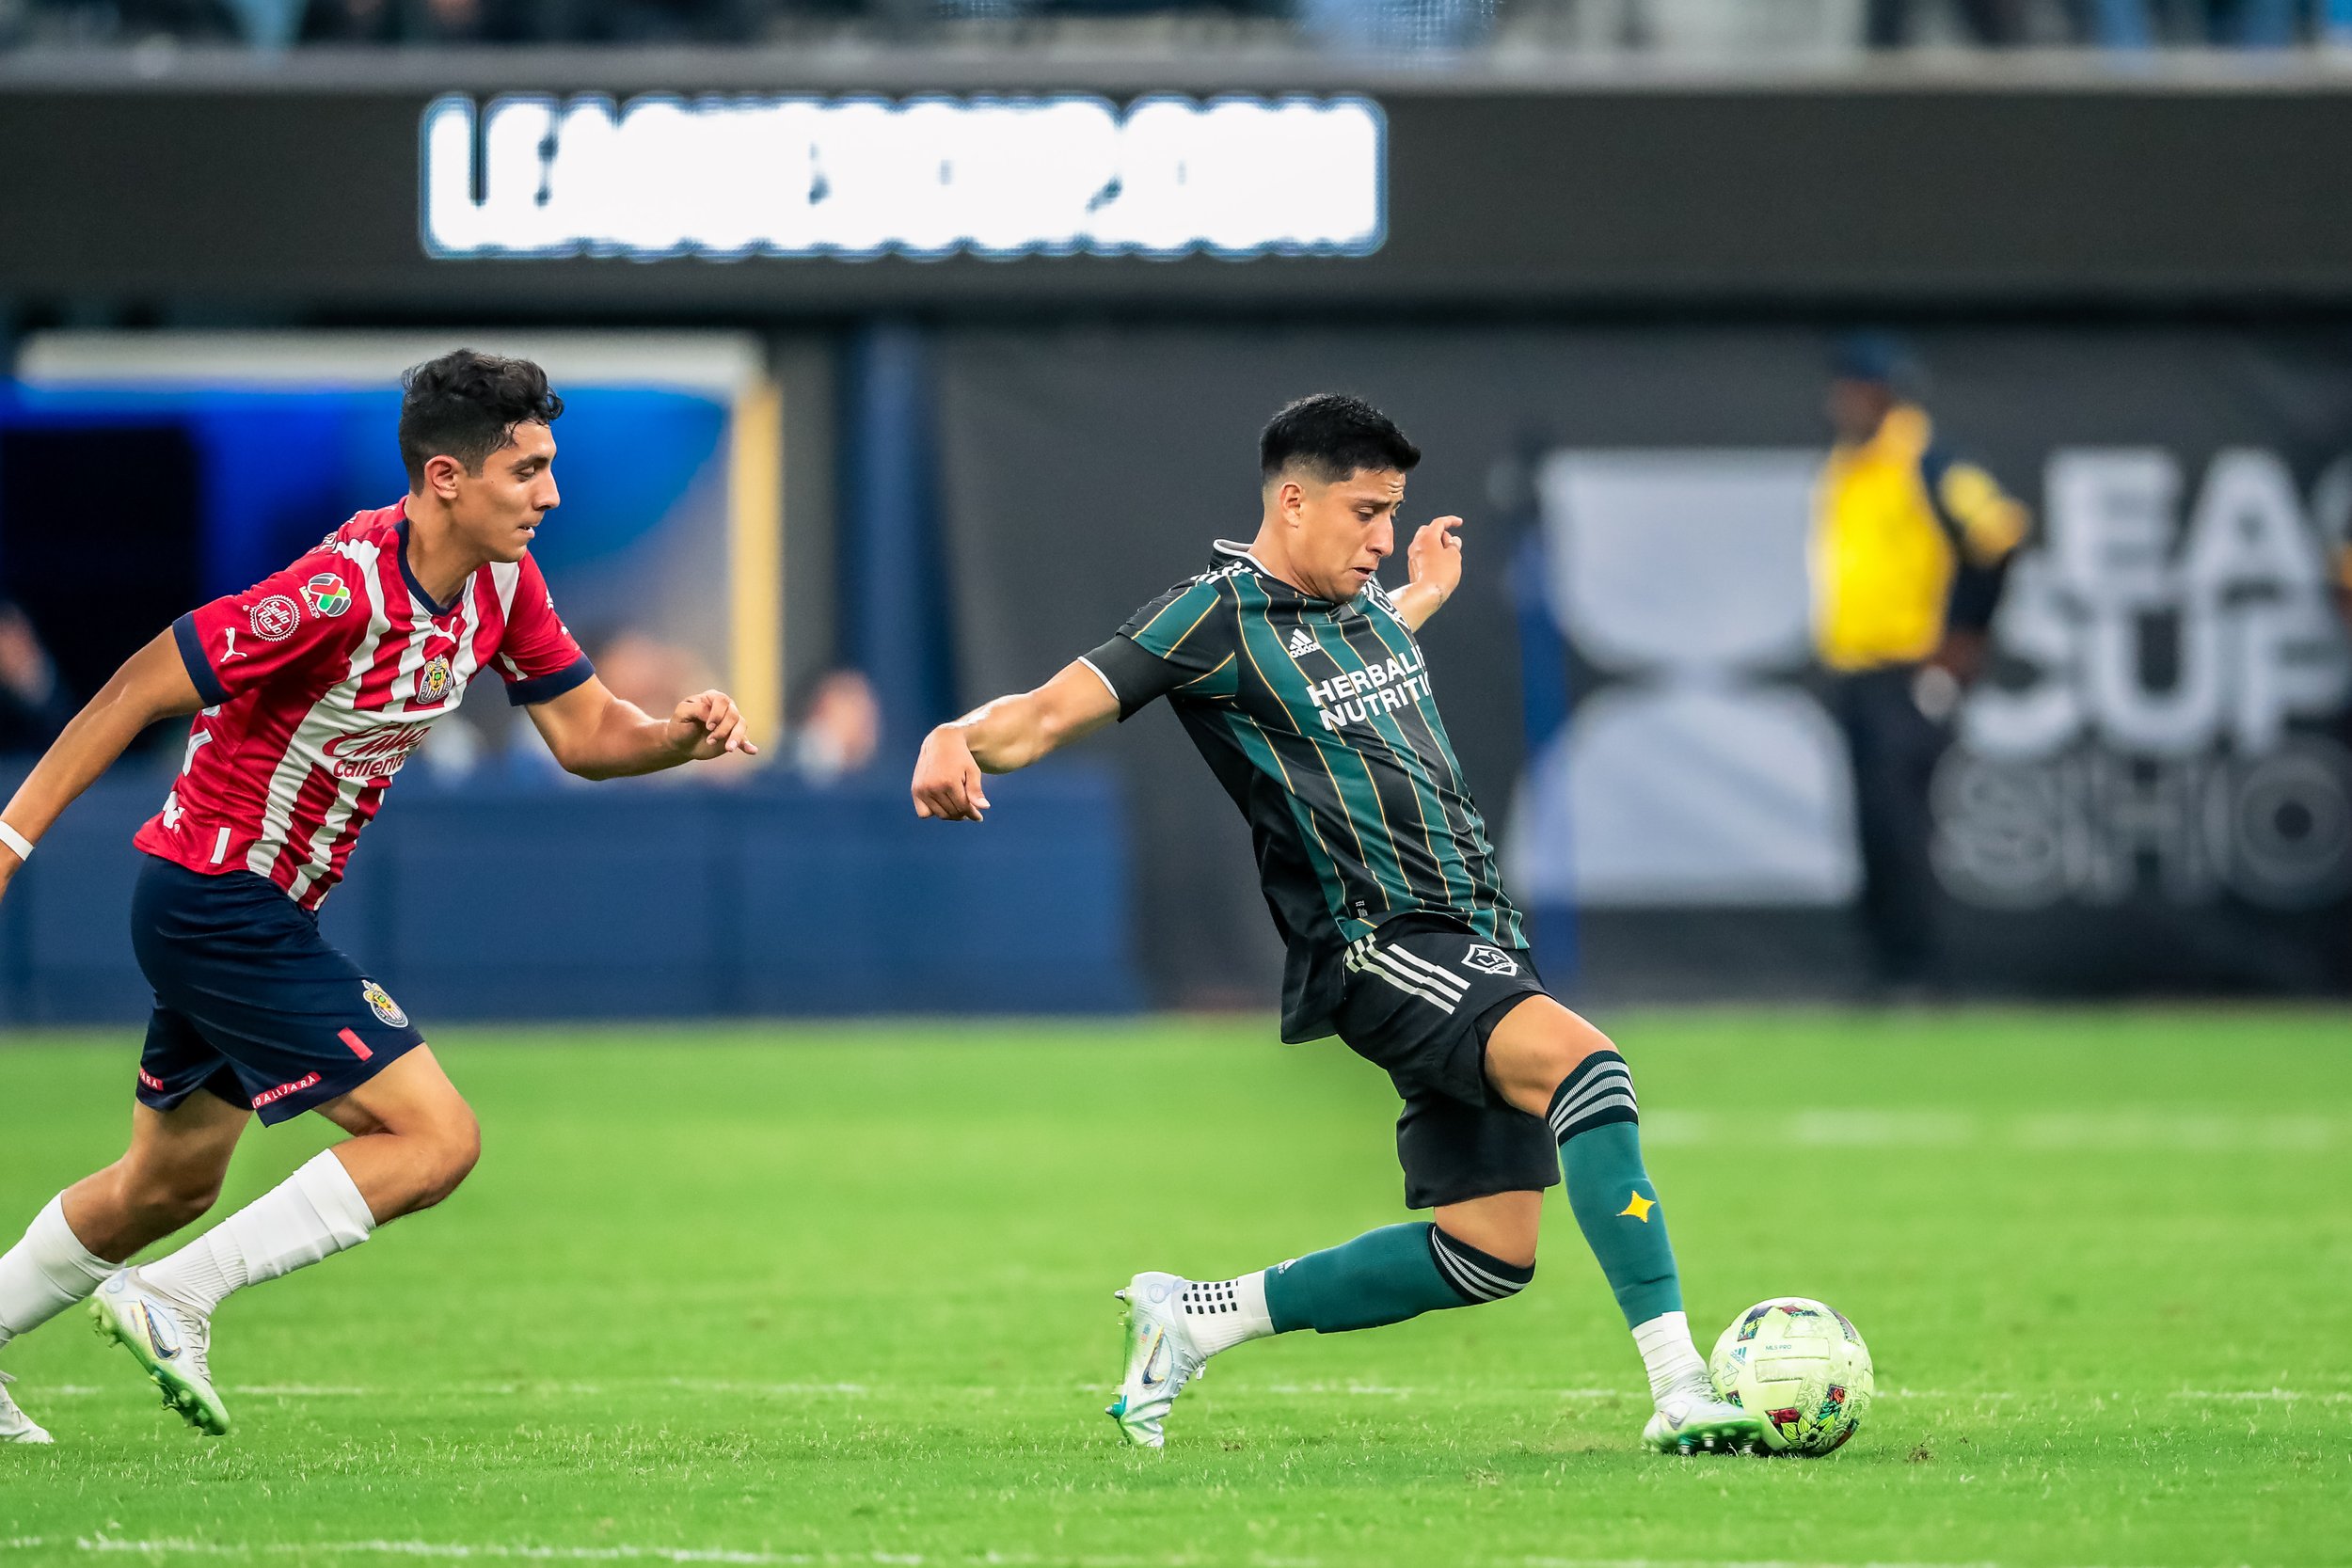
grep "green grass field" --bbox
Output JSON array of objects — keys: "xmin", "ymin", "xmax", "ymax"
[{"xmin": 1, "ymin": 1008, "xmax": 2347, "ymax": 1567}]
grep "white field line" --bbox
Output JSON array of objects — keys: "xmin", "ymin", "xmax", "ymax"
[
  {"xmin": 1640, "ymin": 1109, "xmax": 2348, "ymax": 1151},
  {"xmin": 37, "ymin": 1380, "xmax": 870, "ymax": 1401},
  {"xmin": 25, "ymin": 1381, "xmax": 2344, "ymax": 1407},
  {"xmin": 0, "ymin": 1545, "xmax": 2197, "ymax": 1568}
]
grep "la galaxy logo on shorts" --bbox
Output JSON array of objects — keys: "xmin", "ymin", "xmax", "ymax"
[
  {"xmin": 417, "ymin": 657, "xmax": 453, "ymax": 705},
  {"xmin": 361, "ymin": 980, "xmax": 408, "ymax": 1029},
  {"xmin": 302, "ymin": 572, "xmax": 351, "ymax": 618},
  {"xmin": 1461, "ymin": 943, "xmax": 1520, "ymax": 977}
]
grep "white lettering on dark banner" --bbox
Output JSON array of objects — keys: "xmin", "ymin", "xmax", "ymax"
[
  {"xmin": 420, "ymin": 94, "xmax": 1386, "ymax": 262},
  {"xmin": 1937, "ymin": 448, "xmax": 2352, "ymax": 911}
]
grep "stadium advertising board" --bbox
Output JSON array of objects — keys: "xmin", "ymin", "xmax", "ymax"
[
  {"xmin": 931, "ymin": 324, "xmax": 2352, "ymax": 1004},
  {"xmin": 420, "ymin": 94, "xmax": 1385, "ymax": 262},
  {"xmin": 6, "ymin": 71, "xmax": 2352, "ymax": 307}
]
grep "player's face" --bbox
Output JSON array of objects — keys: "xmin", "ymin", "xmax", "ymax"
[
  {"xmin": 453, "ymin": 420, "xmax": 560, "ymax": 563},
  {"xmin": 1280, "ymin": 467, "xmax": 1406, "ymax": 601}
]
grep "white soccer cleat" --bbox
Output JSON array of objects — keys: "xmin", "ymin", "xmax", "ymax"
[
  {"xmin": 89, "ymin": 1268, "xmax": 230, "ymax": 1436},
  {"xmin": 1643, "ymin": 1379, "xmax": 1763, "ymax": 1455},
  {"xmin": 1105, "ymin": 1271, "xmax": 1209, "ymax": 1449},
  {"xmin": 0, "ymin": 1370, "xmax": 52, "ymax": 1445}
]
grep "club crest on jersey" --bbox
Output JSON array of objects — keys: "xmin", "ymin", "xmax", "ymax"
[
  {"xmin": 301, "ymin": 573, "xmax": 351, "ymax": 618},
  {"xmin": 248, "ymin": 595, "xmax": 301, "ymax": 641},
  {"xmin": 361, "ymin": 981, "xmax": 408, "ymax": 1029},
  {"xmin": 1461, "ymin": 943, "xmax": 1520, "ymax": 977},
  {"xmin": 417, "ymin": 657, "xmax": 453, "ymax": 705}
]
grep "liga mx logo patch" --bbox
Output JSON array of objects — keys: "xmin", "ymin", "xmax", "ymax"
[
  {"xmin": 1461, "ymin": 943, "xmax": 1520, "ymax": 977},
  {"xmin": 302, "ymin": 573, "xmax": 351, "ymax": 618},
  {"xmin": 361, "ymin": 980, "xmax": 408, "ymax": 1029}
]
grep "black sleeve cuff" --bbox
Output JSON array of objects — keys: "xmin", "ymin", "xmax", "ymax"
[
  {"xmin": 1084, "ymin": 636, "xmax": 1186, "ymax": 721},
  {"xmin": 507, "ymin": 655, "xmax": 596, "ymax": 707},
  {"xmin": 172, "ymin": 613, "xmax": 230, "ymax": 707}
]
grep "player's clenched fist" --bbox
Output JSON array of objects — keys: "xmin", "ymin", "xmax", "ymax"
[
  {"xmin": 911, "ymin": 724, "xmax": 992, "ymax": 822},
  {"xmin": 668, "ymin": 690, "xmax": 758, "ymax": 760}
]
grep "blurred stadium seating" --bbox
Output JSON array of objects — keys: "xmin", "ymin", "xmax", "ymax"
[
  {"xmin": 9, "ymin": 0, "xmax": 2352, "ymax": 55},
  {"xmin": 0, "ymin": 8, "xmax": 2347, "ymax": 1016}
]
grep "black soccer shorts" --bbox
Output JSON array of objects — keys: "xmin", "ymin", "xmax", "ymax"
[{"xmin": 1329, "ymin": 913, "xmax": 1561, "ymax": 1211}]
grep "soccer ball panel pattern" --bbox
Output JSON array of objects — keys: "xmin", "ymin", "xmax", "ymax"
[{"xmin": 1708, "ymin": 1296, "xmax": 1874, "ymax": 1456}]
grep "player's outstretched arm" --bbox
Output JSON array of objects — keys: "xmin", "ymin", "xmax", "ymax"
[
  {"xmin": 911, "ymin": 659, "xmax": 1119, "ymax": 823},
  {"xmin": 1393, "ymin": 515, "xmax": 1465, "ymax": 633},
  {"xmin": 0, "ymin": 630, "xmax": 206, "ymax": 895},
  {"xmin": 525, "ymin": 676, "xmax": 757, "ymax": 781}
]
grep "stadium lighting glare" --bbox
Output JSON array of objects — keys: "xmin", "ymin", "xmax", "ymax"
[{"xmin": 419, "ymin": 93, "xmax": 1388, "ymax": 262}]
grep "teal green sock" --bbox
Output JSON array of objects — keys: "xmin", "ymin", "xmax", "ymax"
[
  {"xmin": 1549, "ymin": 1053, "xmax": 1684, "ymax": 1329},
  {"xmin": 1262, "ymin": 1223, "xmax": 1532, "ymax": 1334}
]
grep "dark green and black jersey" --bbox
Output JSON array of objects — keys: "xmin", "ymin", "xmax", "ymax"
[{"xmin": 1085, "ymin": 540, "xmax": 1526, "ymax": 1042}]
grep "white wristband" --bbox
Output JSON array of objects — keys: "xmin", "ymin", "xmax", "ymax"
[{"xmin": 0, "ymin": 822, "xmax": 32, "ymax": 863}]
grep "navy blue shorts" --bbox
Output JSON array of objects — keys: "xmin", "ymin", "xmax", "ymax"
[{"xmin": 132, "ymin": 857, "xmax": 425, "ymax": 1126}]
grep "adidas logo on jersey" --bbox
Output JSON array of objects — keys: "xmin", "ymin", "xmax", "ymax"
[{"xmin": 1287, "ymin": 627, "xmax": 1316, "ymax": 658}]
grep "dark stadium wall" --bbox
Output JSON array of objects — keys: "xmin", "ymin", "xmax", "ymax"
[
  {"xmin": 932, "ymin": 323, "xmax": 2352, "ymax": 1006},
  {"xmin": 8, "ymin": 66, "xmax": 2352, "ymax": 1009},
  {"xmin": 8, "ymin": 70, "xmax": 2352, "ymax": 310}
]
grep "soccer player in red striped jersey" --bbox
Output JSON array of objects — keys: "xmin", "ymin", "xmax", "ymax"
[{"xmin": 0, "ymin": 351, "xmax": 755, "ymax": 1441}]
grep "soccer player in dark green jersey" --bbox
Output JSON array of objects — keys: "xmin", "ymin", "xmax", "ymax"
[{"xmin": 910, "ymin": 394, "xmax": 1759, "ymax": 1455}]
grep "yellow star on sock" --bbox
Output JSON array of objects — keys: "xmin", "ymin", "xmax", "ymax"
[{"xmin": 1617, "ymin": 1191, "xmax": 1655, "ymax": 1223}]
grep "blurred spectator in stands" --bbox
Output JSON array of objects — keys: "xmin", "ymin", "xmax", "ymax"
[
  {"xmin": 596, "ymin": 628, "xmax": 721, "ymax": 720},
  {"xmin": 2083, "ymin": 0, "xmax": 2316, "ymax": 45},
  {"xmin": 2334, "ymin": 530, "xmax": 2352, "ymax": 639},
  {"xmin": 788, "ymin": 669, "xmax": 882, "ymax": 784},
  {"xmin": 300, "ymin": 0, "xmax": 548, "ymax": 42},
  {"xmin": 1300, "ymin": 0, "xmax": 1494, "ymax": 50},
  {"xmin": 1812, "ymin": 336, "xmax": 2028, "ymax": 994},
  {"xmin": 0, "ymin": 603, "xmax": 72, "ymax": 757},
  {"xmin": 1867, "ymin": 0, "xmax": 2026, "ymax": 45}
]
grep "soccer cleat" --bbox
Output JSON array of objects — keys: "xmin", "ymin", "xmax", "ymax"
[
  {"xmin": 0, "ymin": 1371, "xmax": 52, "ymax": 1445},
  {"xmin": 1105, "ymin": 1272, "xmax": 1208, "ymax": 1449},
  {"xmin": 1643, "ymin": 1381, "xmax": 1764, "ymax": 1455},
  {"xmin": 89, "ymin": 1268, "xmax": 230, "ymax": 1436}
]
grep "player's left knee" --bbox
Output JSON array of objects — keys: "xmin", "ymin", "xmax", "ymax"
[
  {"xmin": 412, "ymin": 1108, "xmax": 481, "ymax": 1209},
  {"xmin": 1430, "ymin": 1225, "xmax": 1536, "ymax": 1307}
]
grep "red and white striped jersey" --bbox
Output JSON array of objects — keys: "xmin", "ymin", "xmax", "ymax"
[{"xmin": 135, "ymin": 501, "xmax": 593, "ymax": 910}]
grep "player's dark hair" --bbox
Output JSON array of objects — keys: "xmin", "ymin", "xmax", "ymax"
[
  {"xmin": 398, "ymin": 350, "xmax": 564, "ymax": 485},
  {"xmin": 1259, "ymin": 394, "xmax": 1421, "ymax": 486}
]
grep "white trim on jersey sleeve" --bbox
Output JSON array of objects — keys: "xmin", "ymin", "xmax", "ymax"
[{"xmin": 1075, "ymin": 657, "xmax": 1120, "ymax": 705}]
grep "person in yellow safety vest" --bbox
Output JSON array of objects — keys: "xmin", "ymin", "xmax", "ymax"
[{"xmin": 1812, "ymin": 336, "xmax": 2028, "ymax": 991}]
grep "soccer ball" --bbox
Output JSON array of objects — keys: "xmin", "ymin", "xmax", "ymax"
[{"xmin": 1708, "ymin": 1297, "xmax": 1874, "ymax": 1455}]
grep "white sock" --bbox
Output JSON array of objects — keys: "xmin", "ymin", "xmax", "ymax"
[
  {"xmin": 1178, "ymin": 1271, "xmax": 1277, "ymax": 1357},
  {"xmin": 142, "ymin": 1151, "xmax": 377, "ymax": 1317},
  {"xmin": 0, "ymin": 1195, "xmax": 118, "ymax": 1349},
  {"xmin": 1631, "ymin": 1310, "xmax": 1711, "ymax": 1404}
]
